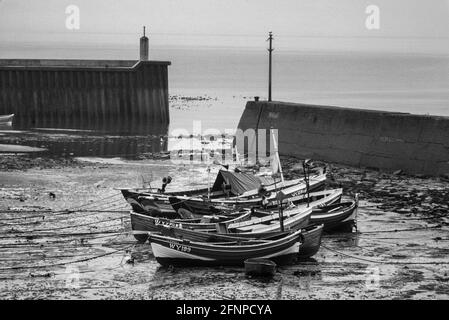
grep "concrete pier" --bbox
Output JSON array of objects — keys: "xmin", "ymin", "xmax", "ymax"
[
  {"xmin": 237, "ymin": 101, "xmax": 449, "ymax": 175},
  {"xmin": 0, "ymin": 58, "xmax": 170, "ymax": 132}
]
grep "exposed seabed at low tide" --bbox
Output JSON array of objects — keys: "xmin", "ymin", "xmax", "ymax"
[{"xmin": 0, "ymin": 151, "xmax": 448, "ymax": 299}]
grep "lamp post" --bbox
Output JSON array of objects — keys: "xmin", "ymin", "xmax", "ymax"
[{"xmin": 267, "ymin": 32, "xmax": 274, "ymax": 102}]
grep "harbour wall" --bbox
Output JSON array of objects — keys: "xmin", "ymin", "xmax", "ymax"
[
  {"xmin": 0, "ymin": 59, "xmax": 170, "ymax": 131},
  {"xmin": 237, "ymin": 101, "xmax": 449, "ymax": 175}
]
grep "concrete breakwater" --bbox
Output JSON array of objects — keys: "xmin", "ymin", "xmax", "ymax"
[
  {"xmin": 0, "ymin": 59, "xmax": 170, "ymax": 132},
  {"xmin": 237, "ymin": 101, "xmax": 449, "ymax": 175}
]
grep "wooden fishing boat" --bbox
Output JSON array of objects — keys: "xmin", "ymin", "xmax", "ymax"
[
  {"xmin": 156, "ymin": 224, "xmax": 290, "ymax": 242},
  {"xmin": 170, "ymin": 186, "xmax": 341, "ymax": 217},
  {"xmin": 227, "ymin": 206, "xmax": 313, "ymax": 234},
  {"xmin": 128, "ymin": 189, "xmax": 342, "ymax": 242},
  {"xmin": 130, "ymin": 210, "xmax": 251, "ymax": 242},
  {"xmin": 155, "ymin": 221, "xmax": 323, "ymax": 260},
  {"xmin": 148, "ymin": 229, "xmax": 304, "ymax": 266},
  {"xmin": 298, "ymin": 224, "xmax": 324, "ymax": 259},
  {"xmin": 121, "ymin": 170, "xmax": 326, "ymax": 217},
  {"xmin": 310, "ymin": 199, "xmax": 358, "ymax": 232}
]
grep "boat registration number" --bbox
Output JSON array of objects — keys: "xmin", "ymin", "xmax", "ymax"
[
  {"xmin": 169, "ymin": 241, "xmax": 191, "ymax": 253},
  {"xmin": 154, "ymin": 219, "xmax": 183, "ymax": 229}
]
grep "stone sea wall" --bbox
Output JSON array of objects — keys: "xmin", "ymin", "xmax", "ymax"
[{"xmin": 237, "ymin": 101, "xmax": 449, "ymax": 175}]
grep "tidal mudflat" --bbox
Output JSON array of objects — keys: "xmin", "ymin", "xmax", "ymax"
[{"xmin": 0, "ymin": 151, "xmax": 448, "ymax": 299}]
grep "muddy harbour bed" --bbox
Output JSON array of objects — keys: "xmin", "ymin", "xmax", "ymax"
[{"xmin": 0, "ymin": 153, "xmax": 448, "ymax": 300}]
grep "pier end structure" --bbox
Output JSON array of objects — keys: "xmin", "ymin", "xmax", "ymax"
[{"xmin": 237, "ymin": 100, "xmax": 449, "ymax": 175}]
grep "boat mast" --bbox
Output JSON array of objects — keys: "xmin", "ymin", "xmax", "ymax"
[
  {"xmin": 207, "ymin": 165, "xmax": 211, "ymax": 200},
  {"xmin": 275, "ymin": 188, "xmax": 285, "ymax": 232},
  {"xmin": 303, "ymin": 160, "xmax": 311, "ymax": 207},
  {"xmin": 271, "ymin": 128, "xmax": 284, "ymax": 183}
]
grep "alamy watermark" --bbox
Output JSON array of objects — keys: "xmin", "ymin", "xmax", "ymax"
[
  {"xmin": 365, "ymin": 5, "xmax": 380, "ymax": 30},
  {"xmin": 65, "ymin": 5, "xmax": 80, "ymax": 30},
  {"xmin": 169, "ymin": 121, "xmax": 278, "ymax": 165}
]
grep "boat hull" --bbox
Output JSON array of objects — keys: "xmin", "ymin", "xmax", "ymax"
[
  {"xmin": 298, "ymin": 224, "xmax": 324, "ymax": 259},
  {"xmin": 130, "ymin": 210, "xmax": 251, "ymax": 242},
  {"xmin": 310, "ymin": 200, "xmax": 358, "ymax": 232},
  {"xmin": 149, "ymin": 230, "xmax": 303, "ymax": 267}
]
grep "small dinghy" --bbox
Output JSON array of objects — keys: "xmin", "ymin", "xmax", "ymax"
[
  {"xmin": 148, "ymin": 229, "xmax": 303, "ymax": 267},
  {"xmin": 244, "ymin": 258, "xmax": 277, "ymax": 277}
]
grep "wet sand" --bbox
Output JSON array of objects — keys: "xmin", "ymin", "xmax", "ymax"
[{"xmin": 0, "ymin": 155, "xmax": 448, "ymax": 300}]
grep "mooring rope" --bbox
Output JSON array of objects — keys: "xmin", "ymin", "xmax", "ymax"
[
  {"xmin": 0, "ymin": 208, "xmax": 129, "ymax": 227},
  {"xmin": 360, "ymin": 225, "xmax": 444, "ymax": 234},
  {"xmin": 0, "ymin": 193, "xmax": 124, "ymax": 220},
  {"xmin": 0, "ymin": 229, "xmax": 127, "ymax": 240},
  {"xmin": 321, "ymin": 244, "xmax": 449, "ymax": 265},
  {"xmin": 5, "ymin": 216, "xmax": 125, "ymax": 233},
  {"xmin": 0, "ymin": 244, "xmax": 135, "ymax": 271}
]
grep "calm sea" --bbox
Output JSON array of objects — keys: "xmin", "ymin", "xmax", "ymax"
[{"xmin": 1, "ymin": 45, "xmax": 448, "ymax": 132}]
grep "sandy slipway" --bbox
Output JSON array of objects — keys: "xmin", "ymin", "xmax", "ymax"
[{"xmin": 0, "ymin": 155, "xmax": 448, "ymax": 299}]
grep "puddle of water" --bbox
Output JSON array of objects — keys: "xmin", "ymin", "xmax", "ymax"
[{"xmin": 0, "ymin": 121, "xmax": 169, "ymax": 160}]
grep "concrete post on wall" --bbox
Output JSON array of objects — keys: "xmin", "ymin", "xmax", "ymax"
[{"xmin": 140, "ymin": 26, "xmax": 149, "ymax": 61}]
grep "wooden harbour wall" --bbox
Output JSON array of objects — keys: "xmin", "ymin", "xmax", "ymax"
[
  {"xmin": 237, "ymin": 101, "xmax": 449, "ymax": 175},
  {"xmin": 0, "ymin": 59, "xmax": 170, "ymax": 131}
]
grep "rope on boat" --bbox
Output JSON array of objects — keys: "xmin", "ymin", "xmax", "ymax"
[{"xmin": 0, "ymin": 244, "xmax": 134, "ymax": 271}]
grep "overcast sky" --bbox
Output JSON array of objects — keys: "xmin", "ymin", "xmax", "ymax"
[{"xmin": 0, "ymin": 0, "xmax": 448, "ymax": 53}]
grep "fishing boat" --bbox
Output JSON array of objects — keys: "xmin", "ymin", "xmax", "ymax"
[
  {"xmin": 227, "ymin": 206, "xmax": 313, "ymax": 234},
  {"xmin": 298, "ymin": 224, "xmax": 324, "ymax": 259},
  {"xmin": 310, "ymin": 198, "xmax": 358, "ymax": 232},
  {"xmin": 128, "ymin": 188, "xmax": 342, "ymax": 242},
  {"xmin": 130, "ymin": 209, "xmax": 252, "ymax": 242},
  {"xmin": 121, "ymin": 170, "xmax": 326, "ymax": 217},
  {"xmin": 147, "ymin": 229, "xmax": 304, "ymax": 266},
  {"xmin": 156, "ymin": 222, "xmax": 323, "ymax": 260},
  {"xmin": 156, "ymin": 223, "xmax": 291, "ymax": 242},
  {"xmin": 170, "ymin": 186, "xmax": 340, "ymax": 217}
]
